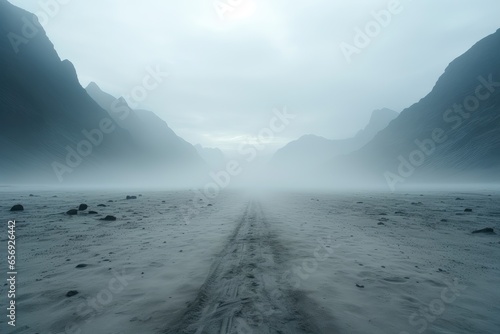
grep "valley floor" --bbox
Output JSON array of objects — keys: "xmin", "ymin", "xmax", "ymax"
[{"xmin": 0, "ymin": 189, "xmax": 499, "ymax": 333}]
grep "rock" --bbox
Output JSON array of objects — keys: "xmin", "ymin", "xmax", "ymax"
[
  {"xmin": 10, "ymin": 204, "xmax": 24, "ymax": 211},
  {"xmin": 441, "ymin": 219, "xmax": 448, "ymax": 222},
  {"xmin": 97, "ymin": 204, "xmax": 106, "ymax": 207},
  {"xmin": 356, "ymin": 284, "xmax": 365, "ymax": 288},
  {"xmin": 75, "ymin": 264, "xmax": 88, "ymax": 268},
  {"xmin": 29, "ymin": 194, "xmax": 34, "ymax": 197},
  {"xmin": 207, "ymin": 204, "xmax": 213, "ymax": 207},
  {"xmin": 472, "ymin": 227, "xmax": 495, "ymax": 234},
  {"xmin": 88, "ymin": 211, "xmax": 98, "ymax": 214},
  {"xmin": 126, "ymin": 195, "xmax": 137, "ymax": 200},
  {"xmin": 66, "ymin": 209, "xmax": 78, "ymax": 215},
  {"xmin": 101, "ymin": 215, "xmax": 117, "ymax": 221},
  {"xmin": 108, "ymin": 200, "xmax": 113, "ymax": 202},
  {"xmin": 66, "ymin": 290, "xmax": 78, "ymax": 297},
  {"xmin": 455, "ymin": 197, "xmax": 464, "ymax": 200},
  {"xmin": 78, "ymin": 204, "xmax": 88, "ymax": 211},
  {"xmin": 464, "ymin": 208, "xmax": 473, "ymax": 212},
  {"xmin": 377, "ymin": 222, "xmax": 385, "ymax": 225}
]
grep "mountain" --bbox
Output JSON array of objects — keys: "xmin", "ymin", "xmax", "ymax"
[
  {"xmin": 268, "ymin": 108, "xmax": 398, "ymax": 178},
  {"xmin": 194, "ymin": 144, "xmax": 226, "ymax": 170},
  {"xmin": 0, "ymin": 1, "xmax": 136, "ymax": 184},
  {"xmin": 85, "ymin": 82, "xmax": 207, "ymax": 181},
  {"xmin": 0, "ymin": 1, "xmax": 206, "ymax": 186},
  {"xmin": 330, "ymin": 28, "xmax": 500, "ymax": 190}
]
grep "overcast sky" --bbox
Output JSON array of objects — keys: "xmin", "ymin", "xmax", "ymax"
[{"xmin": 9, "ymin": 0, "xmax": 500, "ymax": 153}]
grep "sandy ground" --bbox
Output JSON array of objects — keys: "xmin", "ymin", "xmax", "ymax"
[{"xmin": 0, "ymin": 188, "xmax": 499, "ymax": 333}]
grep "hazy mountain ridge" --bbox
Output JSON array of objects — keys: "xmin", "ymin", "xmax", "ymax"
[
  {"xmin": 268, "ymin": 108, "xmax": 398, "ymax": 177},
  {"xmin": 194, "ymin": 144, "xmax": 226, "ymax": 170},
  {"xmin": 0, "ymin": 1, "xmax": 207, "ymax": 186},
  {"xmin": 0, "ymin": 1, "xmax": 137, "ymax": 184},
  {"xmin": 331, "ymin": 28, "xmax": 500, "ymax": 188},
  {"xmin": 85, "ymin": 82, "xmax": 206, "ymax": 169}
]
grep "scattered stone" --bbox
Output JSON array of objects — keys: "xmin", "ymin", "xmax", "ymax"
[
  {"xmin": 357, "ymin": 202, "xmax": 363, "ymax": 204},
  {"xmin": 29, "ymin": 194, "xmax": 34, "ymax": 197},
  {"xmin": 108, "ymin": 200, "xmax": 113, "ymax": 202},
  {"xmin": 395, "ymin": 211, "xmax": 404, "ymax": 214},
  {"xmin": 66, "ymin": 290, "xmax": 79, "ymax": 297},
  {"xmin": 88, "ymin": 211, "xmax": 98, "ymax": 214},
  {"xmin": 126, "ymin": 195, "xmax": 137, "ymax": 200},
  {"xmin": 10, "ymin": 204, "xmax": 24, "ymax": 211},
  {"xmin": 355, "ymin": 284, "xmax": 365, "ymax": 288},
  {"xmin": 207, "ymin": 204, "xmax": 213, "ymax": 207},
  {"xmin": 101, "ymin": 215, "xmax": 117, "ymax": 221},
  {"xmin": 179, "ymin": 250, "xmax": 183, "ymax": 252},
  {"xmin": 464, "ymin": 208, "xmax": 473, "ymax": 212},
  {"xmin": 75, "ymin": 264, "xmax": 88, "ymax": 268},
  {"xmin": 97, "ymin": 204, "xmax": 106, "ymax": 207},
  {"xmin": 472, "ymin": 227, "xmax": 495, "ymax": 234},
  {"xmin": 455, "ymin": 197, "xmax": 464, "ymax": 200},
  {"xmin": 438, "ymin": 268, "xmax": 444, "ymax": 272},
  {"xmin": 377, "ymin": 222, "xmax": 385, "ymax": 226},
  {"xmin": 66, "ymin": 209, "xmax": 78, "ymax": 215},
  {"xmin": 162, "ymin": 201, "xmax": 166, "ymax": 203},
  {"xmin": 78, "ymin": 204, "xmax": 88, "ymax": 211},
  {"xmin": 441, "ymin": 219, "xmax": 448, "ymax": 222}
]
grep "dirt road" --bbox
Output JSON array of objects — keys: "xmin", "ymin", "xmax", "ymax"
[{"xmin": 166, "ymin": 200, "xmax": 323, "ymax": 334}]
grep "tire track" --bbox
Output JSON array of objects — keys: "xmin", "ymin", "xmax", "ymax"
[{"xmin": 165, "ymin": 200, "xmax": 321, "ymax": 334}]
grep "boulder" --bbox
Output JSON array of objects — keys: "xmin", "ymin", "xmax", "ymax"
[
  {"xmin": 10, "ymin": 204, "xmax": 24, "ymax": 211},
  {"xmin": 472, "ymin": 227, "xmax": 495, "ymax": 234}
]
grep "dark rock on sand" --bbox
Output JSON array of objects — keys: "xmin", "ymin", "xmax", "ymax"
[
  {"xmin": 97, "ymin": 204, "xmax": 106, "ymax": 207},
  {"xmin": 66, "ymin": 290, "xmax": 79, "ymax": 297},
  {"xmin": 378, "ymin": 222, "xmax": 385, "ymax": 225},
  {"xmin": 472, "ymin": 227, "xmax": 495, "ymax": 234},
  {"xmin": 89, "ymin": 211, "xmax": 98, "ymax": 214},
  {"xmin": 78, "ymin": 204, "xmax": 88, "ymax": 211},
  {"xmin": 356, "ymin": 284, "xmax": 365, "ymax": 288},
  {"xmin": 75, "ymin": 264, "xmax": 88, "ymax": 268},
  {"xmin": 10, "ymin": 204, "xmax": 24, "ymax": 211},
  {"xmin": 464, "ymin": 208, "xmax": 473, "ymax": 212},
  {"xmin": 66, "ymin": 209, "xmax": 78, "ymax": 215},
  {"xmin": 101, "ymin": 215, "xmax": 117, "ymax": 221},
  {"xmin": 456, "ymin": 197, "xmax": 464, "ymax": 201},
  {"xmin": 126, "ymin": 195, "xmax": 137, "ymax": 200}
]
